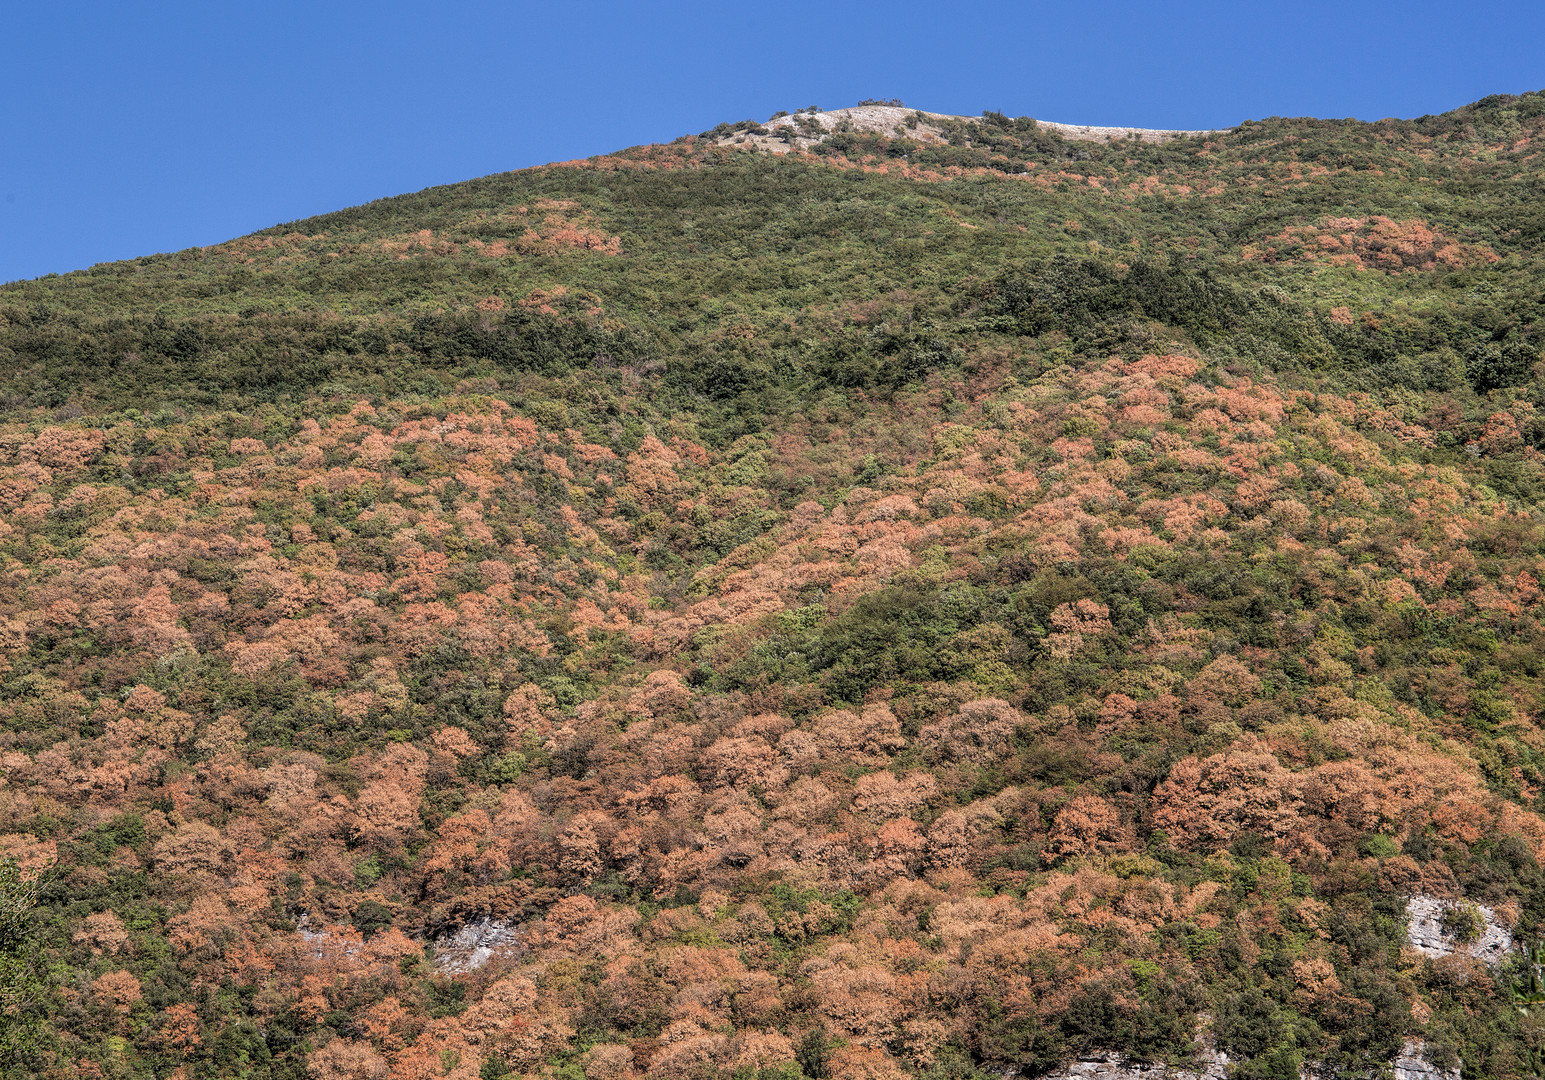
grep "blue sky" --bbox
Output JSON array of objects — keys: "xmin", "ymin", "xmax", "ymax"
[{"xmin": 3, "ymin": 0, "xmax": 1542, "ymax": 284}]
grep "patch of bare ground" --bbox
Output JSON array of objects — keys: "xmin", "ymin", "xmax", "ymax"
[{"xmin": 710, "ymin": 105, "xmax": 1215, "ymax": 153}]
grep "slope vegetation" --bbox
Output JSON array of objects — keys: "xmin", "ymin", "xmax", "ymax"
[{"xmin": 1, "ymin": 92, "xmax": 1545, "ymax": 1080}]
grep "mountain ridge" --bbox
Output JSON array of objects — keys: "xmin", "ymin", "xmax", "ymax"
[{"xmin": 705, "ymin": 106, "xmax": 1217, "ymax": 154}]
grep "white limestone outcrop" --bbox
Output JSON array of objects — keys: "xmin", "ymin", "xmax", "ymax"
[
  {"xmin": 1393, "ymin": 1040, "xmax": 1460, "ymax": 1080},
  {"xmin": 432, "ymin": 916, "xmax": 524, "ymax": 973},
  {"xmin": 1022, "ymin": 1045, "xmax": 1227, "ymax": 1080},
  {"xmin": 1405, "ymin": 894, "xmax": 1512, "ymax": 966}
]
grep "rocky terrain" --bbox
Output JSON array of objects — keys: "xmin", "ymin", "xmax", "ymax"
[
  {"xmin": 711, "ymin": 104, "xmax": 1214, "ymax": 152},
  {"xmin": 1404, "ymin": 894, "xmax": 1515, "ymax": 966}
]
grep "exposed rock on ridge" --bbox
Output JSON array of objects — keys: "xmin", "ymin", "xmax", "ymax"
[
  {"xmin": 713, "ymin": 104, "xmax": 1215, "ymax": 153},
  {"xmin": 1035, "ymin": 118, "xmax": 1215, "ymax": 143}
]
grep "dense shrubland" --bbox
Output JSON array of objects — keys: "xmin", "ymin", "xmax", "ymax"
[{"xmin": 2, "ymin": 92, "xmax": 1545, "ymax": 1080}]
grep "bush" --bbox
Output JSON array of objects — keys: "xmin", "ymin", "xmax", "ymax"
[{"xmin": 1442, "ymin": 902, "xmax": 1486, "ymax": 943}]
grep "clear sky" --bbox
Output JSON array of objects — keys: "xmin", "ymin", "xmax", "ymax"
[{"xmin": 3, "ymin": 0, "xmax": 1542, "ymax": 284}]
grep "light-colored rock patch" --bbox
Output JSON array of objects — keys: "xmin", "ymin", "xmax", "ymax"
[
  {"xmin": 1026, "ymin": 1035, "xmax": 1458, "ymax": 1080},
  {"xmin": 433, "ymin": 916, "xmax": 524, "ymax": 973},
  {"xmin": 715, "ymin": 106, "xmax": 1216, "ymax": 154},
  {"xmin": 1394, "ymin": 1040, "xmax": 1459, "ymax": 1080},
  {"xmin": 1023, "ymin": 1046, "xmax": 1227, "ymax": 1080},
  {"xmin": 1405, "ymin": 894, "xmax": 1512, "ymax": 966},
  {"xmin": 1035, "ymin": 119, "xmax": 1214, "ymax": 143}
]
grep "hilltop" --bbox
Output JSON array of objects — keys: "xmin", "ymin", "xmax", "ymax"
[
  {"xmin": 0, "ymin": 92, "xmax": 1544, "ymax": 1080},
  {"xmin": 707, "ymin": 105, "xmax": 1214, "ymax": 153}
]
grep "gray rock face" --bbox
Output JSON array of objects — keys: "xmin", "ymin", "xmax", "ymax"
[
  {"xmin": 1025, "ymin": 1046, "xmax": 1227, "ymax": 1080},
  {"xmin": 729, "ymin": 107, "xmax": 1216, "ymax": 155},
  {"xmin": 295, "ymin": 912, "xmax": 530, "ymax": 974},
  {"xmin": 1393, "ymin": 1040, "xmax": 1459, "ymax": 1080},
  {"xmin": 1405, "ymin": 894, "xmax": 1513, "ymax": 966},
  {"xmin": 1026, "ymin": 1038, "xmax": 1456, "ymax": 1080},
  {"xmin": 293, "ymin": 915, "xmax": 357, "ymax": 957},
  {"xmin": 432, "ymin": 916, "xmax": 524, "ymax": 973}
]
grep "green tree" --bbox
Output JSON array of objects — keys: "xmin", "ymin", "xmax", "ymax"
[{"xmin": 0, "ymin": 858, "xmax": 47, "ymax": 1078}]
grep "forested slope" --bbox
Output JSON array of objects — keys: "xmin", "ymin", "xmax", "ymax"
[{"xmin": 1, "ymin": 92, "xmax": 1545, "ymax": 1080}]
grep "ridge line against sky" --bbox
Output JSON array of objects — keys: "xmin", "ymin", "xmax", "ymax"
[{"xmin": 3, "ymin": 0, "xmax": 1543, "ymax": 285}]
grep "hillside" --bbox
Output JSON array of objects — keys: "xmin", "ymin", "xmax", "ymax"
[{"xmin": 1, "ymin": 92, "xmax": 1545, "ymax": 1080}]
